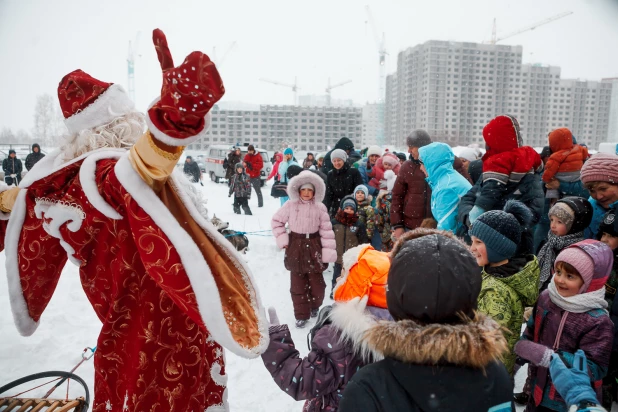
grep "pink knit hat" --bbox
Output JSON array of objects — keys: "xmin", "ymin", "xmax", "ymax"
[
  {"xmin": 580, "ymin": 153, "xmax": 618, "ymax": 185},
  {"xmin": 382, "ymin": 153, "xmax": 399, "ymax": 168},
  {"xmin": 554, "ymin": 239, "xmax": 613, "ymax": 293}
]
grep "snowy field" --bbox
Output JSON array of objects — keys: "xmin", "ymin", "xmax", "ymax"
[{"xmin": 0, "ymin": 176, "xmax": 610, "ymax": 411}]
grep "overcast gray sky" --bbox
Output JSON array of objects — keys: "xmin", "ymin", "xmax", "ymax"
[{"xmin": 1, "ymin": 0, "xmax": 617, "ymax": 132}]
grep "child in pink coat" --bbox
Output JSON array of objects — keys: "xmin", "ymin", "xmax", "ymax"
[
  {"xmin": 271, "ymin": 171, "xmax": 337, "ymax": 328},
  {"xmin": 368, "ymin": 153, "xmax": 401, "ymax": 191}
]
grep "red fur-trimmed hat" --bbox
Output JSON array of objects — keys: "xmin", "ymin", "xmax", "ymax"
[{"xmin": 58, "ymin": 69, "xmax": 135, "ymax": 134}]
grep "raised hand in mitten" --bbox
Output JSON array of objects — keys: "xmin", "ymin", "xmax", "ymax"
[
  {"xmin": 514, "ymin": 340, "xmax": 554, "ymax": 368},
  {"xmin": 550, "ymin": 350, "xmax": 598, "ymax": 408},
  {"xmin": 147, "ymin": 28, "xmax": 225, "ymax": 145}
]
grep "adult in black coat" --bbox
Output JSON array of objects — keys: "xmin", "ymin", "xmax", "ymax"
[
  {"xmin": 323, "ymin": 149, "xmax": 363, "ymax": 217},
  {"xmin": 3, "ymin": 149, "xmax": 23, "ymax": 186},
  {"xmin": 322, "ymin": 137, "xmax": 355, "ymax": 175},
  {"xmin": 183, "ymin": 156, "xmax": 201, "ymax": 183},
  {"xmin": 339, "ymin": 229, "xmax": 513, "ymax": 412},
  {"xmin": 25, "ymin": 143, "xmax": 45, "ymax": 171},
  {"xmin": 224, "ymin": 147, "xmax": 242, "ymax": 182}
]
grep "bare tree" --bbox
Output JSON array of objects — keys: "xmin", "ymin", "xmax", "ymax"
[{"xmin": 33, "ymin": 94, "xmax": 65, "ymax": 146}]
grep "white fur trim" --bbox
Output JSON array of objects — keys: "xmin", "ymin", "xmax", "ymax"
[
  {"xmin": 333, "ymin": 244, "xmax": 372, "ymax": 296},
  {"xmin": 210, "ymin": 362, "xmax": 228, "ymax": 387},
  {"xmin": 145, "ymin": 98, "xmax": 211, "ymax": 146},
  {"xmin": 5, "ymin": 189, "xmax": 39, "ymax": 336},
  {"xmin": 64, "ymin": 84, "xmax": 135, "ymax": 135},
  {"xmin": 34, "ymin": 198, "xmax": 85, "ymax": 266},
  {"xmin": 328, "ymin": 297, "xmax": 383, "ymax": 362},
  {"xmin": 79, "ymin": 152, "xmax": 123, "ymax": 220},
  {"xmin": 114, "ymin": 154, "xmax": 268, "ymax": 358},
  {"xmin": 205, "ymin": 388, "xmax": 229, "ymax": 412},
  {"xmin": 20, "ymin": 148, "xmax": 127, "ymax": 189},
  {"xmin": 287, "ymin": 171, "xmax": 326, "ymax": 202}
]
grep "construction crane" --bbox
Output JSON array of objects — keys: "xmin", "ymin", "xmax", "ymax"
[
  {"xmin": 490, "ymin": 11, "xmax": 573, "ymax": 44},
  {"xmin": 365, "ymin": 5, "xmax": 387, "ymax": 102},
  {"xmin": 126, "ymin": 32, "xmax": 141, "ymax": 103},
  {"xmin": 259, "ymin": 77, "xmax": 300, "ymax": 105},
  {"xmin": 212, "ymin": 41, "xmax": 237, "ymax": 68},
  {"xmin": 325, "ymin": 78, "xmax": 352, "ymax": 106}
]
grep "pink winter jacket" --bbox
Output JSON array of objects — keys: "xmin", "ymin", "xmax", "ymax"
[
  {"xmin": 268, "ymin": 153, "xmax": 283, "ymax": 181},
  {"xmin": 271, "ymin": 171, "xmax": 337, "ymax": 263}
]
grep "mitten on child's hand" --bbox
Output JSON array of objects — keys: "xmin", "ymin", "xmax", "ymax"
[
  {"xmin": 550, "ymin": 349, "xmax": 597, "ymax": 408},
  {"xmin": 267, "ymin": 307, "xmax": 280, "ymax": 326},
  {"xmin": 468, "ymin": 205, "xmax": 485, "ymax": 225},
  {"xmin": 514, "ymin": 340, "xmax": 554, "ymax": 368},
  {"xmin": 246, "ymin": 162, "xmax": 252, "ymax": 170}
]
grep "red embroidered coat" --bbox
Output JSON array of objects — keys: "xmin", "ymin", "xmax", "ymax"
[{"xmin": 3, "ymin": 149, "xmax": 268, "ymax": 411}]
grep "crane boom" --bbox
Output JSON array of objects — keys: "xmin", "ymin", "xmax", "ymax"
[
  {"xmin": 493, "ymin": 11, "xmax": 573, "ymax": 44},
  {"xmin": 326, "ymin": 80, "xmax": 352, "ymax": 92},
  {"xmin": 259, "ymin": 77, "xmax": 299, "ymax": 105}
]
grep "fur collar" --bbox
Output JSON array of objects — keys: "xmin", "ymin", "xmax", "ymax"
[
  {"xmin": 328, "ymin": 299, "xmax": 386, "ymax": 363},
  {"xmin": 364, "ymin": 313, "xmax": 508, "ymax": 369}
]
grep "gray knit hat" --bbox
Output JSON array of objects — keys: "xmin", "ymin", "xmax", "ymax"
[
  {"xmin": 406, "ymin": 129, "xmax": 432, "ymax": 148},
  {"xmin": 331, "ymin": 149, "xmax": 348, "ymax": 162}
]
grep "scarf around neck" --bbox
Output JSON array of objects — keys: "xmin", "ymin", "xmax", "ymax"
[
  {"xmin": 537, "ymin": 231, "xmax": 584, "ymax": 287},
  {"xmin": 548, "ymin": 281, "xmax": 608, "ymax": 314},
  {"xmin": 335, "ymin": 210, "xmax": 359, "ymax": 226}
]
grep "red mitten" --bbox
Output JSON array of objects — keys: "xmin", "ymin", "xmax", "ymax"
[{"xmin": 147, "ymin": 28, "xmax": 225, "ymax": 146}]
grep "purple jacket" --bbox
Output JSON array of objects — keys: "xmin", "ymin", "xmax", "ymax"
[
  {"xmin": 522, "ymin": 290, "xmax": 614, "ymax": 409},
  {"xmin": 261, "ymin": 301, "xmax": 390, "ymax": 411}
]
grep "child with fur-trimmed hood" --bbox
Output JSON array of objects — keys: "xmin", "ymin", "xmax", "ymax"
[
  {"xmin": 339, "ymin": 229, "xmax": 513, "ymax": 412},
  {"xmin": 261, "ymin": 245, "xmax": 392, "ymax": 412},
  {"xmin": 271, "ymin": 171, "xmax": 337, "ymax": 328}
]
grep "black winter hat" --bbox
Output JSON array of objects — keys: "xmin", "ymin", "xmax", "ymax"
[
  {"xmin": 394, "ymin": 152, "xmax": 407, "ymax": 161},
  {"xmin": 549, "ymin": 196, "xmax": 593, "ymax": 235},
  {"xmin": 469, "ymin": 201, "xmax": 533, "ymax": 263},
  {"xmin": 286, "ymin": 164, "xmax": 303, "ymax": 180},
  {"xmin": 540, "ymin": 145, "xmax": 552, "ymax": 160},
  {"xmin": 340, "ymin": 195, "xmax": 357, "ymax": 212},
  {"xmin": 387, "ymin": 229, "xmax": 482, "ymax": 324},
  {"xmin": 405, "ymin": 129, "xmax": 432, "ymax": 148},
  {"xmin": 334, "ymin": 137, "xmax": 355, "ymax": 152},
  {"xmin": 8, "ymin": 149, "xmax": 15, "ymax": 155},
  {"xmin": 598, "ymin": 208, "xmax": 618, "ymax": 239}
]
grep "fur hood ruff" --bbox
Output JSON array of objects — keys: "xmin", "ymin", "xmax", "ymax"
[
  {"xmin": 328, "ymin": 297, "xmax": 386, "ymax": 363},
  {"xmin": 287, "ymin": 170, "xmax": 326, "ymax": 202},
  {"xmin": 364, "ymin": 312, "xmax": 508, "ymax": 369}
]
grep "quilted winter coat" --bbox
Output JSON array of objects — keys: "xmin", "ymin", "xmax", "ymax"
[
  {"xmin": 543, "ymin": 128, "xmax": 588, "ymax": 183},
  {"xmin": 477, "ymin": 255, "xmax": 540, "ymax": 373},
  {"xmin": 389, "ymin": 159, "xmax": 432, "ymax": 231},
  {"xmin": 271, "ymin": 171, "xmax": 337, "ymax": 263}
]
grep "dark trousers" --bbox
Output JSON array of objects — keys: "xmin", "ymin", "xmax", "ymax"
[
  {"xmin": 290, "ymin": 271, "xmax": 326, "ymax": 320},
  {"xmin": 233, "ymin": 197, "xmax": 252, "ymax": 215},
  {"xmin": 332, "ymin": 263, "xmax": 342, "ymax": 290},
  {"xmin": 250, "ymin": 177, "xmax": 263, "ymax": 207}
]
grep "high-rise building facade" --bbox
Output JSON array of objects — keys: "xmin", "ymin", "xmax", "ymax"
[
  {"xmin": 604, "ymin": 78, "xmax": 618, "ymax": 142},
  {"xmin": 361, "ymin": 103, "xmax": 384, "ymax": 147},
  {"xmin": 386, "ymin": 40, "xmax": 613, "ymax": 149},
  {"xmin": 187, "ymin": 105, "xmax": 362, "ymax": 153}
]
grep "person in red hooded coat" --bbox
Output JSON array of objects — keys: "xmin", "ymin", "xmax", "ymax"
[{"xmin": 0, "ymin": 29, "xmax": 268, "ymax": 412}]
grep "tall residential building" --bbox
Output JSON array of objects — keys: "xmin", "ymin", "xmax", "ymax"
[
  {"xmin": 386, "ymin": 40, "xmax": 613, "ymax": 149},
  {"xmin": 361, "ymin": 103, "xmax": 383, "ymax": 147},
  {"xmin": 187, "ymin": 105, "xmax": 362, "ymax": 153},
  {"xmin": 604, "ymin": 78, "xmax": 618, "ymax": 142}
]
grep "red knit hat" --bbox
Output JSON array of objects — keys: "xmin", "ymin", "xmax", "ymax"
[
  {"xmin": 482, "ymin": 115, "xmax": 522, "ymax": 159},
  {"xmin": 580, "ymin": 153, "xmax": 618, "ymax": 185},
  {"xmin": 58, "ymin": 70, "xmax": 135, "ymax": 134},
  {"xmin": 548, "ymin": 128, "xmax": 573, "ymax": 152}
]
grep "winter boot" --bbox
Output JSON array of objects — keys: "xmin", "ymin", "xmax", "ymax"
[
  {"xmin": 310, "ymin": 308, "xmax": 319, "ymax": 318},
  {"xmin": 295, "ymin": 319, "xmax": 308, "ymax": 329}
]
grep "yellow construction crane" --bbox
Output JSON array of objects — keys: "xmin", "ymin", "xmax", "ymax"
[
  {"xmin": 259, "ymin": 77, "xmax": 300, "ymax": 105},
  {"xmin": 489, "ymin": 11, "xmax": 573, "ymax": 44},
  {"xmin": 325, "ymin": 78, "xmax": 352, "ymax": 107}
]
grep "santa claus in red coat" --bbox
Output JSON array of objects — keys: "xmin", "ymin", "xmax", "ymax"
[{"xmin": 0, "ymin": 30, "xmax": 268, "ymax": 411}]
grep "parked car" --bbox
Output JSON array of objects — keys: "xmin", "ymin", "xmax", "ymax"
[{"xmin": 204, "ymin": 144, "xmax": 272, "ymax": 186}]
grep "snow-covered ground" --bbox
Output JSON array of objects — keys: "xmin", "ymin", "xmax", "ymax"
[{"xmin": 0, "ymin": 177, "xmax": 611, "ymax": 411}]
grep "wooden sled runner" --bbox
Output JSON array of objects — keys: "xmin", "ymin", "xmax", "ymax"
[{"xmin": 0, "ymin": 371, "xmax": 89, "ymax": 412}]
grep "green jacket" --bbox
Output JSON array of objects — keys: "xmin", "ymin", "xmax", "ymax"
[{"xmin": 477, "ymin": 255, "xmax": 540, "ymax": 374}]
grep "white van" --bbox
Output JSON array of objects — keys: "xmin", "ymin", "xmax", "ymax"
[{"xmin": 204, "ymin": 145, "xmax": 272, "ymax": 185}]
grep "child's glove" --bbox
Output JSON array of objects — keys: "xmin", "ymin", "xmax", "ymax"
[
  {"xmin": 267, "ymin": 307, "xmax": 280, "ymax": 326},
  {"xmin": 514, "ymin": 340, "xmax": 553, "ymax": 368},
  {"xmin": 550, "ymin": 349, "xmax": 598, "ymax": 408}
]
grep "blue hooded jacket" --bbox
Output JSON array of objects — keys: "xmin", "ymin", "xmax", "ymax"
[{"xmin": 419, "ymin": 143, "xmax": 472, "ymax": 232}]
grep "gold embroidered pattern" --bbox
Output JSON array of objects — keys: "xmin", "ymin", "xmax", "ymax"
[{"xmin": 147, "ymin": 131, "xmax": 184, "ymax": 161}]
